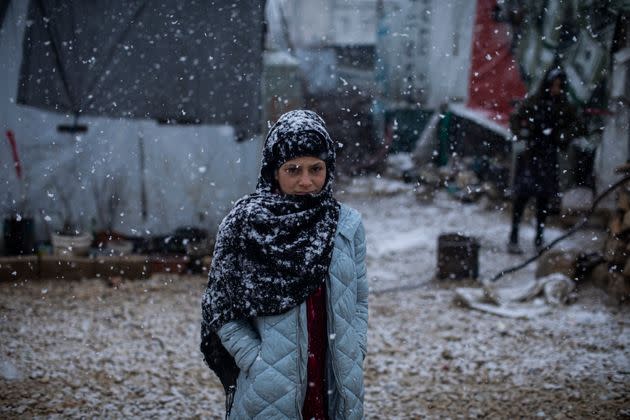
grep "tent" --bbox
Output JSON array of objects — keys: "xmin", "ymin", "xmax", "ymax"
[
  {"xmin": 594, "ymin": 14, "xmax": 630, "ymax": 207},
  {"xmin": 501, "ymin": 0, "xmax": 630, "ymax": 203},
  {"xmin": 1, "ymin": 0, "xmax": 266, "ymax": 248},
  {"xmin": 374, "ymin": 0, "xmax": 522, "ymax": 158},
  {"xmin": 375, "ymin": 0, "xmax": 629, "ymax": 198}
]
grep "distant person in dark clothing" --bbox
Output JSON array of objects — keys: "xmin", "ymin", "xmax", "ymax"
[{"xmin": 507, "ymin": 68, "xmax": 585, "ymax": 254}]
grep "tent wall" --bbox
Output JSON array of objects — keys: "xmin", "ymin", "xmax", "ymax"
[
  {"xmin": 424, "ymin": 0, "xmax": 477, "ymax": 107},
  {"xmin": 1, "ymin": 0, "xmax": 262, "ymax": 249},
  {"xmin": 15, "ymin": 0, "xmax": 265, "ymax": 137},
  {"xmin": 506, "ymin": 0, "xmax": 621, "ymax": 107},
  {"xmin": 266, "ymin": 0, "xmax": 377, "ymax": 49},
  {"xmin": 375, "ymin": 0, "xmax": 476, "ymax": 109},
  {"xmin": 265, "ymin": 0, "xmax": 378, "ymax": 96},
  {"xmin": 595, "ymin": 44, "xmax": 630, "ymax": 208}
]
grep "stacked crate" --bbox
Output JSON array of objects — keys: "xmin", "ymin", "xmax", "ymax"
[{"xmin": 596, "ymin": 172, "xmax": 630, "ymax": 303}]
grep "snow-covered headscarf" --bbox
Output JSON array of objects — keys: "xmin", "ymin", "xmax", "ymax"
[{"xmin": 202, "ymin": 110, "xmax": 340, "ymax": 333}]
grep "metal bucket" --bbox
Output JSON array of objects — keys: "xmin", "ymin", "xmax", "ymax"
[{"xmin": 437, "ymin": 233, "xmax": 479, "ymax": 279}]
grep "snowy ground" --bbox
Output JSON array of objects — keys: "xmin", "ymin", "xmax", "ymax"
[{"xmin": 1, "ymin": 178, "xmax": 629, "ymax": 418}]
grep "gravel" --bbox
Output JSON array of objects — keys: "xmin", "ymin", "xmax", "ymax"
[{"xmin": 1, "ymin": 183, "xmax": 628, "ymax": 418}]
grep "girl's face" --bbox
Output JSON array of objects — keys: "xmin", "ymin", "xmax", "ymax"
[{"xmin": 275, "ymin": 156, "xmax": 327, "ymax": 195}]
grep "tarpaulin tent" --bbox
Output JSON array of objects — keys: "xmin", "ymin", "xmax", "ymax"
[
  {"xmin": 1, "ymin": 1, "xmax": 266, "ymax": 245},
  {"xmin": 373, "ymin": 0, "xmax": 526, "ymax": 170},
  {"xmin": 497, "ymin": 0, "xmax": 630, "ymax": 204},
  {"xmin": 466, "ymin": 0, "xmax": 527, "ymax": 127},
  {"xmin": 375, "ymin": 0, "xmax": 476, "ymax": 109},
  {"xmin": 501, "ymin": 0, "xmax": 626, "ymax": 106},
  {"xmin": 593, "ymin": 11, "xmax": 630, "ymax": 207},
  {"xmin": 16, "ymin": 0, "xmax": 265, "ymax": 138},
  {"xmin": 375, "ymin": 0, "xmax": 627, "ymax": 160}
]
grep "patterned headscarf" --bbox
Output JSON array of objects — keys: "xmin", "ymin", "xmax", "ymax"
[{"xmin": 202, "ymin": 109, "xmax": 340, "ymax": 331}]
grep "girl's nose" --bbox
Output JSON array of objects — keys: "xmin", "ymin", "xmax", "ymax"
[{"xmin": 298, "ymin": 173, "xmax": 312, "ymax": 186}]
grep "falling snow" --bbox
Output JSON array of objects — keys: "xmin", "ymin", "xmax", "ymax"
[{"xmin": 1, "ymin": 183, "xmax": 628, "ymax": 418}]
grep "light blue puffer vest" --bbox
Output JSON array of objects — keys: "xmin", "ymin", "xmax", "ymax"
[{"xmin": 217, "ymin": 204, "xmax": 368, "ymax": 419}]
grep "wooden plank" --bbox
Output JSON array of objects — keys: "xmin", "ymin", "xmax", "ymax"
[
  {"xmin": 614, "ymin": 163, "xmax": 630, "ymax": 174},
  {"xmin": 618, "ymin": 189, "xmax": 630, "ymax": 212},
  {"xmin": 588, "ymin": 262, "xmax": 610, "ymax": 289},
  {"xmin": 604, "ymin": 236, "xmax": 629, "ymax": 266},
  {"xmin": 0, "ymin": 256, "xmax": 39, "ymax": 281},
  {"xmin": 621, "ymin": 211, "xmax": 630, "ymax": 233},
  {"xmin": 94, "ymin": 255, "xmax": 150, "ymax": 280},
  {"xmin": 149, "ymin": 255, "xmax": 190, "ymax": 275},
  {"xmin": 39, "ymin": 255, "xmax": 95, "ymax": 280},
  {"xmin": 607, "ymin": 272, "xmax": 630, "ymax": 304},
  {"xmin": 608, "ymin": 210, "xmax": 624, "ymax": 236}
]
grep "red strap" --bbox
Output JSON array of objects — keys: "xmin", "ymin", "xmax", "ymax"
[{"xmin": 6, "ymin": 130, "xmax": 22, "ymax": 180}]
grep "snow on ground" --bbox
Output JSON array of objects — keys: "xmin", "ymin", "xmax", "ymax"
[
  {"xmin": 1, "ymin": 177, "xmax": 628, "ymax": 418},
  {"xmin": 338, "ymin": 177, "xmax": 606, "ymax": 291}
]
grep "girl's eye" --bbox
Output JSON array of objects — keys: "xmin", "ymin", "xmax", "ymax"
[
  {"xmin": 285, "ymin": 167, "xmax": 299, "ymax": 175},
  {"xmin": 310, "ymin": 166, "xmax": 323, "ymax": 174}
]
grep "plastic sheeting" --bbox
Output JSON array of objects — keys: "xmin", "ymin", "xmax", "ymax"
[
  {"xmin": 595, "ymin": 96, "xmax": 630, "ymax": 208},
  {"xmin": 16, "ymin": 0, "xmax": 264, "ymax": 137},
  {"xmin": 0, "ymin": 111, "xmax": 262, "ymax": 240},
  {"xmin": 593, "ymin": 44, "xmax": 630, "ymax": 207},
  {"xmin": 466, "ymin": 0, "xmax": 526, "ymax": 127},
  {"xmin": 454, "ymin": 273, "xmax": 576, "ymax": 319},
  {"xmin": 1, "ymin": 1, "xmax": 262, "ymax": 244},
  {"xmin": 375, "ymin": 0, "xmax": 476, "ymax": 108},
  {"xmin": 507, "ymin": 0, "xmax": 620, "ymax": 106},
  {"xmin": 266, "ymin": 0, "xmax": 377, "ymax": 49}
]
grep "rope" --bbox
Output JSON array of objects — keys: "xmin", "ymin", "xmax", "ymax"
[
  {"xmin": 371, "ymin": 174, "xmax": 630, "ymax": 294},
  {"xmin": 370, "ymin": 277, "xmax": 432, "ymax": 295},
  {"xmin": 488, "ymin": 173, "xmax": 630, "ymax": 283}
]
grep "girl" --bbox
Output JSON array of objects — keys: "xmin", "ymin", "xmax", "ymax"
[{"xmin": 201, "ymin": 110, "xmax": 368, "ymax": 419}]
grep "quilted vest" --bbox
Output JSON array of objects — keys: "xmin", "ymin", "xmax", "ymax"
[{"xmin": 217, "ymin": 204, "xmax": 368, "ymax": 419}]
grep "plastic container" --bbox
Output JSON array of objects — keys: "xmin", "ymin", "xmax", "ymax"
[
  {"xmin": 51, "ymin": 232, "xmax": 93, "ymax": 256},
  {"xmin": 436, "ymin": 233, "xmax": 479, "ymax": 279}
]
